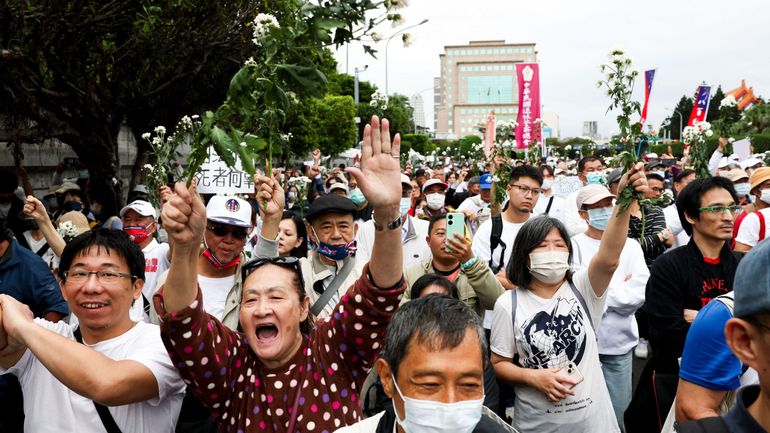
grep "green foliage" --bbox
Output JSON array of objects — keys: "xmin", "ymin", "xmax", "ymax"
[
  {"xmin": 355, "ymin": 92, "xmax": 415, "ymax": 138},
  {"xmin": 660, "ymin": 96, "xmax": 693, "ymax": 141},
  {"xmin": 401, "ymin": 133, "xmax": 433, "ymax": 155},
  {"xmin": 731, "ymin": 104, "xmax": 770, "ymax": 136},
  {"xmin": 649, "ymin": 143, "xmax": 686, "ymax": 157},
  {"xmin": 283, "ymin": 95, "xmax": 357, "ymax": 159}
]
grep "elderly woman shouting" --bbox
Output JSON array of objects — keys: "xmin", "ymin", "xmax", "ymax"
[
  {"xmin": 490, "ymin": 163, "xmax": 648, "ymax": 433},
  {"xmin": 154, "ymin": 116, "xmax": 407, "ymax": 433}
]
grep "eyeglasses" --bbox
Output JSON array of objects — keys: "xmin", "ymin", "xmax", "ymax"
[
  {"xmin": 207, "ymin": 224, "xmax": 249, "ymax": 240},
  {"xmin": 63, "ymin": 269, "xmax": 136, "ymax": 284},
  {"xmin": 241, "ymin": 256, "xmax": 305, "ymax": 290},
  {"xmin": 510, "ymin": 184, "xmax": 544, "ymax": 196},
  {"xmin": 697, "ymin": 205, "xmax": 743, "ymax": 215}
]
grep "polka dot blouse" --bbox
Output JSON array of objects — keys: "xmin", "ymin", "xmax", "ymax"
[{"xmin": 154, "ymin": 264, "xmax": 406, "ymax": 433}]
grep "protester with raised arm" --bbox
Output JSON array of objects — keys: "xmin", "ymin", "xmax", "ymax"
[{"xmin": 154, "ymin": 116, "xmax": 407, "ymax": 432}]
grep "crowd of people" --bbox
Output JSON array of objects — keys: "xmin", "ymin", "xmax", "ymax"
[{"xmin": 0, "ymin": 116, "xmax": 769, "ymax": 433}]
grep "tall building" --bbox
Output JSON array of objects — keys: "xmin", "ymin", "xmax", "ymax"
[
  {"xmin": 434, "ymin": 40, "xmax": 538, "ymax": 140},
  {"xmin": 583, "ymin": 121, "xmax": 599, "ymax": 139},
  {"xmin": 410, "ymin": 93, "xmax": 426, "ymax": 132}
]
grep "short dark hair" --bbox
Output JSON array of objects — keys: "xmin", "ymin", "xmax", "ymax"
[
  {"xmin": 58, "ymin": 229, "xmax": 145, "ymax": 282},
  {"xmin": 427, "ymin": 212, "xmax": 447, "ymax": 235},
  {"xmin": 674, "ymin": 169, "xmax": 696, "ymax": 184},
  {"xmin": 578, "ymin": 155, "xmax": 604, "ymax": 173},
  {"xmin": 468, "ymin": 176, "xmax": 481, "ymax": 186},
  {"xmin": 410, "ymin": 274, "xmax": 460, "ymax": 300},
  {"xmin": 381, "ymin": 295, "xmax": 486, "ymax": 378},
  {"xmin": 676, "ymin": 176, "xmax": 738, "ymax": 236},
  {"xmin": 539, "ymin": 164, "xmax": 554, "ymax": 178},
  {"xmin": 509, "ymin": 165, "xmax": 544, "ymax": 186},
  {"xmin": 0, "ymin": 169, "xmax": 19, "ymax": 194},
  {"xmin": 507, "ymin": 216, "xmax": 573, "ymax": 289},
  {"xmin": 281, "ymin": 211, "xmax": 308, "ymax": 259}
]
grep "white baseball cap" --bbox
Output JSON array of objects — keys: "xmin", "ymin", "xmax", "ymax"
[
  {"xmin": 120, "ymin": 200, "xmax": 157, "ymax": 219},
  {"xmin": 206, "ymin": 196, "xmax": 252, "ymax": 228},
  {"xmin": 328, "ymin": 182, "xmax": 349, "ymax": 194}
]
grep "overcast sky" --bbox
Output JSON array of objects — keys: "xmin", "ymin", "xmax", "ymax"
[{"xmin": 333, "ymin": 0, "xmax": 769, "ymax": 138}]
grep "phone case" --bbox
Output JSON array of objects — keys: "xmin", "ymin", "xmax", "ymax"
[
  {"xmin": 445, "ymin": 212, "xmax": 465, "ymax": 252},
  {"xmin": 560, "ymin": 361, "xmax": 584, "ymax": 389}
]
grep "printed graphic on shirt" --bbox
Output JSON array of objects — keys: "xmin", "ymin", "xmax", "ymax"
[
  {"xmin": 146, "ymin": 257, "xmax": 159, "ymax": 273},
  {"xmin": 520, "ymin": 296, "xmax": 587, "ymax": 369},
  {"xmin": 701, "ymin": 277, "xmax": 729, "ymax": 307}
]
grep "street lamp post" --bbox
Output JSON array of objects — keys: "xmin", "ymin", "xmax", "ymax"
[
  {"xmin": 666, "ymin": 107, "xmax": 683, "ymax": 141},
  {"xmin": 385, "ymin": 18, "xmax": 429, "ymax": 96}
]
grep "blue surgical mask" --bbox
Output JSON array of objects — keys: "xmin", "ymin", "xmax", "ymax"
[
  {"xmin": 587, "ymin": 206, "xmax": 614, "ymax": 231},
  {"xmin": 77, "ymin": 169, "xmax": 89, "ymax": 179},
  {"xmin": 586, "ymin": 172, "xmax": 607, "ymax": 186},
  {"xmin": 400, "ymin": 197, "xmax": 412, "ymax": 216},
  {"xmin": 349, "ymin": 188, "xmax": 367, "ymax": 206},
  {"xmin": 734, "ymin": 183, "xmax": 750, "ymax": 197}
]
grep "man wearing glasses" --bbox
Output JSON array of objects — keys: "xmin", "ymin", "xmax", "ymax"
[
  {"xmin": 155, "ymin": 116, "xmax": 407, "ymax": 433},
  {"xmin": 0, "ymin": 229, "xmax": 186, "ymax": 432},
  {"xmin": 631, "ymin": 177, "xmax": 742, "ymax": 432}
]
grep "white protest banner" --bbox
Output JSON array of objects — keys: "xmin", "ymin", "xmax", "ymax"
[
  {"xmin": 194, "ymin": 147, "xmax": 255, "ymax": 194},
  {"xmin": 733, "ymin": 138, "xmax": 751, "ymax": 162},
  {"xmin": 552, "ymin": 176, "xmax": 583, "ymax": 199}
]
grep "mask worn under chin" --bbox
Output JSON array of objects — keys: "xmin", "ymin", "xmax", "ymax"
[
  {"xmin": 349, "ymin": 188, "xmax": 367, "ymax": 206},
  {"xmin": 586, "ymin": 206, "xmax": 613, "ymax": 231},
  {"xmin": 399, "ymin": 197, "xmax": 412, "ymax": 216},
  {"xmin": 425, "ymin": 193, "xmax": 445, "ymax": 210},
  {"xmin": 528, "ymin": 251, "xmax": 570, "ymax": 284},
  {"xmin": 202, "ymin": 246, "xmax": 241, "ymax": 270},
  {"xmin": 391, "ymin": 374, "xmax": 483, "ymax": 433},
  {"xmin": 123, "ymin": 224, "xmax": 153, "ymax": 244}
]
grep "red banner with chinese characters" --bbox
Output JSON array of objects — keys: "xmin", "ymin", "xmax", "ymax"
[
  {"xmin": 687, "ymin": 85, "xmax": 711, "ymax": 126},
  {"xmin": 515, "ymin": 63, "xmax": 541, "ymax": 149},
  {"xmin": 484, "ymin": 113, "xmax": 496, "ymax": 158}
]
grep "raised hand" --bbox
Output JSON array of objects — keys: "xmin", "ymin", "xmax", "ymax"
[
  {"xmin": 345, "ymin": 115, "xmax": 402, "ymax": 211},
  {"xmin": 0, "ymin": 295, "xmax": 34, "ymax": 346},
  {"xmin": 617, "ymin": 162, "xmax": 648, "ymax": 199},
  {"xmin": 23, "ymin": 195, "xmax": 51, "ymax": 223},
  {"xmin": 162, "ymin": 182, "xmax": 206, "ymax": 250},
  {"xmin": 253, "ymin": 175, "xmax": 285, "ymax": 219}
]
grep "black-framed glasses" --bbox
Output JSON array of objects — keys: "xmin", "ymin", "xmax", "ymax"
[
  {"xmin": 241, "ymin": 256, "xmax": 305, "ymax": 289},
  {"xmin": 207, "ymin": 224, "xmax": 249, "ymax": 240},
  {"xmin": 697, "ymin": 205, "xmax": 743, "ymax": 215},
  {"xmin": 63, "ymin": 269, "xmax": 136, "ymax": 284},
  {"xmin": 510, "ymin": 184, "xmax": 544, "ymax": 196}
]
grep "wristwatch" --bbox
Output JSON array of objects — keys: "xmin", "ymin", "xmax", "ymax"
[{"xmin": 373, "ymin": 213, "xmax": 402, "ymax": 231}]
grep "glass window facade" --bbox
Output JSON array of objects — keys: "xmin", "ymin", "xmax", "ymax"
[{"xmin": 466, "ymin": 75, "xmax": 514, "ymax": 104}]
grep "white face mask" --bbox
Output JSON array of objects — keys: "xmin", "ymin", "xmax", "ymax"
[
  {"xmin": 761, "ymin": 189, "xmax": 770, "ymax": 205},
  {"xmin": 425, "ymin": 193, "xmax": 445, "ymax": 210},
  {"xmin": 392, "ymin": 374, "xmax": 483, "ymax": 433},
  {"xmin": 528, "ymin": 251, "xmax": 570, "ymax": 284},
  {"xmin": 541, "ymin": 179, "xmax": 553, "ymax": 190},
  {"xmin": 400, "ymin": 197, "xmax": 412, "ymax": 216}
]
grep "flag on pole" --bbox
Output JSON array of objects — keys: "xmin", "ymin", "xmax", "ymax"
[
  {"xmin": 639, "ymin": 69, "xmax": 656, "ymax": 126},
  {"xmin": 515, "ymin": 64, "xmax": 542, "ymax": 149},
  {"xmin": 483, "ymin": 113, "xmax": 496, "ymax": 158},
  {"xmin": 687, "ymin": 85, "xmax": 711, "ymax": 126}
]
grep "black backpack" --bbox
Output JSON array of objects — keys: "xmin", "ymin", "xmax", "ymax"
[
  {"xmin": 675, "ymin": 417, "xmax": 729, "ymax": 433},
  {"xmin": 488, "ymin": 214, "xmax": 506, "ymax": 274}
]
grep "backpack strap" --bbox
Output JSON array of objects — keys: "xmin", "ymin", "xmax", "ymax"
[
  {"xmin": 756, "ymin": 210, "xmax": 766, "ymax": 241},
  {"xmin": 73, "ymin": 328, "xmax": 124, "ymax": 433},
  {"xmin": 488, "ymin": 215, "xmax": 506, "ymax": 274},
  {"xmin": 568, "ymin": 280, "xmax": 594, "ymax": 334},
  {"xmin": 545, "ymin": 195, "xmax": 555, "ymax": 215},
  {"xmin": 674, "ymin": 416, "xmax": 730, "ymax": 433}
]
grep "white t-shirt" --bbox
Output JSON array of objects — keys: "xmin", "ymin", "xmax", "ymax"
[
  {"xmin": 129, "ymin": 239, "xmax": 171, "ymax": 322},
  {"xmin": 199, "ymin": 273, "xmax": 237, "ymax": 320},
  {"xmin": 1, "ymin": 320, "xmax": 185, "ymax": 433},
  {"xmin": 22, "ymin": 231, "xmax": 58, "ymax": 269},
  {"xmin": 663, "ymin": 203, "xmax": 690, "ymax": 250},
  {"xmin": 563, "ymin": 190, "xmax": 588, "ymax": 237},
  {"xmin": 458, "ymin": 195, "xmax": 491, "ymax": 233},
  {"xmin": 735, "ymin": 207, "xmax": 770, "ymax": 247},
  {"xmin": 571, "ymin": 233, "xmax": 649, "ymax": 355},
  {"xmin": 490, "ymin": 269, "xmax": 619, "ymax": 433},
  {"xmin": 473, "ymin": 214, "xmax": 531, "ymax": 329},
  {"xmin": 533, "ymin": 193, "xmax": 566, "ymax": 225}
]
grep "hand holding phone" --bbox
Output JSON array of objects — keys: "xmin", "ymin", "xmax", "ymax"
[
  {"xmin": 445, "ymin": 212, "xmax": 466, "ymax": 253},
  {"xmin": 558, "ymin": 362, "xmax": 584, "ymax": 389}
]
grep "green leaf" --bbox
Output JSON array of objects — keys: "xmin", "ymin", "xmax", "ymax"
[
  {"xmin": 211, "ymin": 126, "xmax": 236, "ymax": 167},
  {"xmin": 275, "ymin": 63, "xmax": 327, "ymax": 97},
  {"xmin": 243, "ymin": 133, "xmax": 268, "ymax": 151}
]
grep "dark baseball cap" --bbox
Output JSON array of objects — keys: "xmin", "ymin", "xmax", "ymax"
[{"xmin": 306, "ymin": 194, "xmax": 358, "ymax": 223}]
